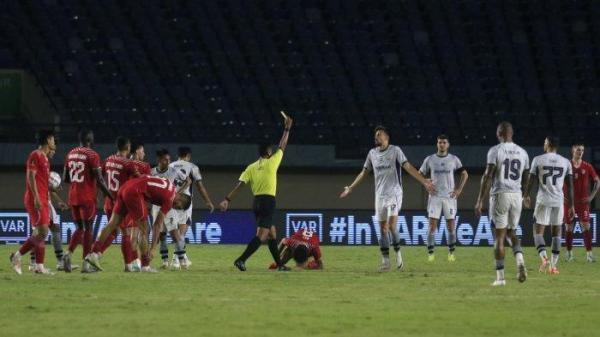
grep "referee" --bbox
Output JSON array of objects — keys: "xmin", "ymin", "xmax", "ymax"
[{"xmin": 219, "ymin": 115, "xmax": 293, "ymax": 271}]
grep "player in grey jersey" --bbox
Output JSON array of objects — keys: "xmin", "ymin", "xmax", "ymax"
[
  {"xmin": 340, "ymin": 126, "xmax": 435, "ymax": 271},
  {"xmin": 419, "ymin": 134, "xmax": 468, "ymax": 262},
  {"xmin": 523, "ymin": 136, "xmax": 574, "ymax": 275},
  {"xmin": 169, "ymin": 147, "xmax": 215, "ymax": 268},
  {"xmin": 151, "ymin": 149, "xmax": 191, "ymax": 269},
  {"xmin": 475, "ymin": 122, "xmax": 529, "ymax": 286}
]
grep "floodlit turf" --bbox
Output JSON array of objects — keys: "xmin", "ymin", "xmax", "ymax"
[{"xmin": 1, "ymin": 245, "xmax": 599, "ymax": 337}]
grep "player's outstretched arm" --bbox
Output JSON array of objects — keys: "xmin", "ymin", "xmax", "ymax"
[
  {"xmin": 93, "ymin": 167, "xmax": 113, "ymax": 200},
  {"xmin": 340, "ymin": 168, "xmax": 368, "ymax": 198},
  {"xmin": 475, "ymin": 164, "xmax": 495, "ymax": 216},
  {"xmin": 220, "ymin": 181, "xmax": 245, "ymax": 211},
  {"xmin": 402, "ymin": 162, "xmax": 435, "ymax": 194},
  {"xmin": 195, "ymin": 180, "xmax": 215, "ymax": 213},
  {"xmin": 278, "ymin": 116, "xmax": 293, "ymax": 151}
]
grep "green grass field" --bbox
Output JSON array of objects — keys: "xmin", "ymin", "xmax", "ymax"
[{"xmin": 1, "ymin": 245, "xmax": 599, "ymax": 337}]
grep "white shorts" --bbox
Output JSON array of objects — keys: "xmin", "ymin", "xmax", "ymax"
[
  {"xmin": 427, "ymin": 196, "xmax": 457, "ymax": 220},
  {"xmin": 489, "ymin": 192, "xmax": 522, "ymax": 229},
  {"xmin": 49, "ymin": 202, "xmax": 60, "ymax": 225},
  {"xmin": 534, "ymin": 203, "xmax": 563, "ymax": 226},
  {"xmin": 375, "ymin": 194, "xmax": 402, "ymax": 222},
  {"xmin": 151, "ymin": 205, "xmax": 180, "ymax": 232}
]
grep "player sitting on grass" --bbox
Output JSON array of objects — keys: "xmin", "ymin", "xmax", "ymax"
[{"xmin": 268, "ymin": 228, "xmax": 323, "ymax": 270}]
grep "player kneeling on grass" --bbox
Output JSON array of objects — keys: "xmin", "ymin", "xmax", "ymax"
[
  {"xmin": 85, "ymin": 176, "xmax": 191, "ymax": 272},
  {"xmin": 268, "ymin": 229, "xmax": 323, "ymax": 270}
]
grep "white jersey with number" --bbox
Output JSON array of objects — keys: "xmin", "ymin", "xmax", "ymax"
[
  {"xmin": 151, "ymin": 166, "xmax": 185, "ymax": 185},
  {"xmin": 487, "ymin": 142, "xmax": 530, "ymax": 195},
  {"xmin": 530, "ymin": 153, "xmax": 572, "ymax": 207}
]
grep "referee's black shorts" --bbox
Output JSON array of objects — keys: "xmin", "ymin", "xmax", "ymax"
[{"xmin": 253, "ymin": 195, "xmax": 276, "ymax": 228}]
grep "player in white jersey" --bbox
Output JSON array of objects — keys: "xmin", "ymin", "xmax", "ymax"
[
  {"xmin": 169, "ymin": 146, "xmax": 215, "ymax": 268},
  {"xmin": 419, "ymin": 135, "xmax": 468, "ymax": 262},
  {"xmin": 340, "ymin": 126, "xmax": 435, "ymax": 271},
  {"xmin": 475, "ymin": 122, "xmax": 529, "ymax": 286},
  {"xmin": 151, "ymin": 149, "xmax": 190, "ymax": 270},
  {"xmin": 523, "ymin": 136, "xmax": 575, "ymax": 275}
]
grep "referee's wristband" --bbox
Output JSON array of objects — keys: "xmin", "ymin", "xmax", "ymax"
[{"xmin": 225, "ymin": 197, "xmax": 231, "ymax": 202}]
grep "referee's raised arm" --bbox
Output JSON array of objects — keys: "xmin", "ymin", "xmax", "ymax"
[{"xmin": 278, "ymin": 116, "xmax": 293, "ymax": 151}]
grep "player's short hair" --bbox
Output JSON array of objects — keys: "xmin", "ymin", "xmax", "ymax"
[
  {"xmin": 116, "ymin": 136, "xmax": 130, "ymax": 151},
  {"xmin": 78, "ymin": 129, "xmax": 94, "ymax": 144},
  {"xmin": 132, "ymin": 142, "xmax": 144, "ymax": 151},
  {"xmin": 437, "ymin": 134, "xmax": 449, "ymax": 141},
  {"xmin": 258, "ymin": 143, "xmax": 271, "ymax": 157},
  {"xmin": 293, "ymin": 245, "xmax": 309, "ymax": 264},
  {"xmin": 156, "ymin": 148, "xmax": 169, "ymax": 157},
  {"xmin": 497, "ymin": 121, "xmax": 513, "ymax": 135},
  {"xmin": 572, "ymin": 143, "xmax": 584, "ymax": 149},
  {"xmin": 178, "ymin": 146, "xmax": 192, "ymax": 158},
  {"xmin": 374, "ymin": 125, "xmax": 390, "ymax": 137},
  {"xmin": 546, "ymin": 135, "xmax": 560, "ymax": 149},
  {"xmin": 36, "ymin": 129, "xmax": 55, "ymax": 146},
  {"xmin": 176, "ymin": 194, "xmax": 192, "ymax": 210}
]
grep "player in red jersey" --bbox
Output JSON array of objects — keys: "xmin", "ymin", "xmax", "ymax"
[
  {"xmin": 130, "ymin": 142, "xmax": 151, "ymax": 176},
  {"xmin": 564, "ymin": 144, "xmax": 599, "ymax": 262},
  {"xmin": 62, "ymin": 130, "xmax": 112, "ymax": 273},
  {"xmin": 268, "ymin": 228, "xmax": 323, "ymax": 270},
  {"xmin": 86, "ymin": 176, "xmax": 191, "ymax": 272},
  {"xmin": 10, "ymin": 130, "xmax": 56, "ymax": 275}
]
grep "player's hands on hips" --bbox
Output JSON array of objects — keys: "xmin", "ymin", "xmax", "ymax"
[
  {"xmin": 219, "ymin": 200, "xmax": 229, "ymax": 212},
  {"xmin": 523, "ymin": 196, "xmax": 531, "ymax": 209},
  {"xmin": 339, "ymin": 186, "xmax": 352, "ymax": 198},
  {"xmin": 450, "ymin": 188, "xmax": 462, "ymax": 199}
]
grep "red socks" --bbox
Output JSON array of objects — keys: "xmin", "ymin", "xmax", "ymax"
[
  {"xmin": 68, "ymin": 228, "xmax": 84, "ymax": 253},
  {"xmin": 583, "ymin": 230, "xmax": 593, "ymax": 252},
  {"xmin": 565, "ymin": 230, "xmax": 574, "ymax": 251}
]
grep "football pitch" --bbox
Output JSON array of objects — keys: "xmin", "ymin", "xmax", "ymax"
[{"xmin": 1, "ymin": 245, "xmax": 599, "ymax": 337}]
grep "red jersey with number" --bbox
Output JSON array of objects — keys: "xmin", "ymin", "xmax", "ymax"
[
  {"xmin": 24, "ymin": 149, "xmax": 50, "ymax": 204},
  {"xmin": 564, "ymin": 160, "xmax": 598, "ymax": 204},
  {"xmin": 287, "ymin": 229, "xmax": 322, "ymax": 260},
  {"xmin": 130, "ymin": 160, "xmax": 151, "ymax": 177},
  {"xmin": 65, "ymin": 146, "xmax": 101, "ymax": 205},
  {"xmin": 102, "ymin": 155, "xmax": 134, "ymax": 199},
  {"xmin": 122, "ymin": 176, "xmax": 176, "ymax": 213}
]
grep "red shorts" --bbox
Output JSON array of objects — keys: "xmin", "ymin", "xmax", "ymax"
[
  {"xmin": 113, "ymin": 190, "xmax": 147, "ymax": 227},
  {"xmin": 564, "ymin": 203, "xmax": 590, "ymax": 224},
  {"xmin": 25, "ymin": 201, "xmax": 50, "ymax": 227},
  {"xmin": 71, "ymin": 203, "xmax": 97, "ymax": 222}
]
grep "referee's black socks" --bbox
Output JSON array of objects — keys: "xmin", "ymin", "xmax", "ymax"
[
  {"xmin": 238, "ymin": 236, "xmax": 262, "ymax": 262},
  {"xmin": 267, "ymin": 239, "xmax": 282, "ymax": 266}
]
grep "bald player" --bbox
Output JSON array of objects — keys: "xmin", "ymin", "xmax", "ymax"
[{"xmin": 475, "ymin": 122, "xmax": 529, "ymax": 286}]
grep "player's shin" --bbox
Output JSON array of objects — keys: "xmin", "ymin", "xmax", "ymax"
[
  {"xmin": 267, "ymin": 239, "xmax": 282, "ymax": 267},
  {"xmin": 534, "ymin": 233, "xmax": 547, "ymax": 261},
  {"xmin": 379, "ymin": 227, "xmax": 390, "ymax": 267},
  {"xmin": 551, "ymin": 235, "xmax": 561, "ymax": 268},
  {"xmin": 237, "ymin": 236, "xmax": 262, "ymax": 262}
]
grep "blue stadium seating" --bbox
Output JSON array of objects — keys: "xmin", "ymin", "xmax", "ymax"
[{"xmin": 1, "ymin": 0, "xmax": 599, "ymax": 155}]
